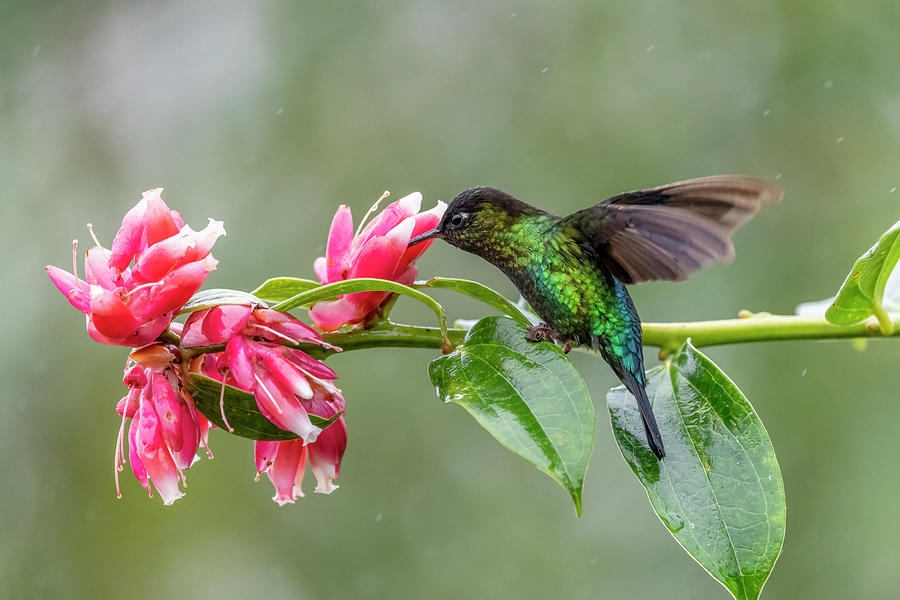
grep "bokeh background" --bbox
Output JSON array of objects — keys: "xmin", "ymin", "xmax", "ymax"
[{"xmin": 3, "ymin": 1, "xmax": 900, "ymax": 598}]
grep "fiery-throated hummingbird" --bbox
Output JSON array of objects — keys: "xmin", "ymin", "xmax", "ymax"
[{"xmin": 408, "ymin": 176, "xmax": 780, "ymax": 459}]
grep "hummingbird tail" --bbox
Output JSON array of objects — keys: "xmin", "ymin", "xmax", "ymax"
[{"xmin": 623, "ymin": 372, "xmax": 666, "ymax": 459}]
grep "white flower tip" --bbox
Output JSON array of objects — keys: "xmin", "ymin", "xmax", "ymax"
[
  {"xmin": 300, "ymin": 426, "xmax": 322, "ymax": 445},
  {"xmin": 142, "ymin": 188, "xmax": 164, "ymax": 201},
  {"xmin": 273, "ymin": 495, "xmax": 297, "ymax": 506},
  {"xmin": 161, "ymin": 490, "xmax": 185, "ymax": 506},
  {"xmin": 206, "ymin": 218, "xmax": 226, "ymax": 237},
  {"xmin": 398, "ymin": 191, "xmax": 423, "ymax": 213},
  {"xmin": 314, "ymin": 480, "xmax": 339, "ymax": 495}
]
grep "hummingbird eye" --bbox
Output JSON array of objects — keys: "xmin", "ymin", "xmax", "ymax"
[{"xmin": 448, "ymin": 212, "xmax": 468, "ymax": 230}]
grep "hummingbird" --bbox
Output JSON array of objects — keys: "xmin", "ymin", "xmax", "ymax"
[{"xmin": 407, "ymin": 176, "xmax": 781, "ymax": 459}]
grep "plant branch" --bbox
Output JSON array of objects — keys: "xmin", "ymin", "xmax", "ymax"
[
  {"xmin": 301, "ymin": 313, "xmax": 900, "ymax": 360},
  {"xmin": 643, "ymin": 312, "xmax": 900, "ymax": 359}
]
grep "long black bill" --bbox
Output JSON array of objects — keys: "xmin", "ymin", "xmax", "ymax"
[{"xmin": 407, "ymin": 228, "xmax": 443, "ymax": 248}]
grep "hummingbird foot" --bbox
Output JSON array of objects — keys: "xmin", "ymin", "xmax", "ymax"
[{"xmin": 525, "ymin": 323, "xmax": 569, "ymax": 352}]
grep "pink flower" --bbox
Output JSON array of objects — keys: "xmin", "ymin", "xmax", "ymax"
[
  {"xmin": 310, "ymin": 191, "xmax": 446, "ymax": 331},
  {"xmin": 183, "ymin": 305, "xmax": 344, "ymax": 445},
  {"xmin": 254, "ymin": 402, "xmax": 348, "ymax": 505},
  {"xmin": 114, "ymin": 344, "xmax": 212, "ymax": 505},
  {"xmin": 46, "ymin": 188, "xmax": 225, "ymax": 347}
]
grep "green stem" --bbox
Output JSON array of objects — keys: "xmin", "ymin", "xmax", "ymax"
[
  {"xmin": 311, "ymin": 313, "xmax": 900, "ymax": 360},
  {"xmin": 643, "ymin": 312, "xmax": 900, "ymax": 359},
  {"xmin": 870, "ymin": 302, "xmax": 895, "ymax": 336},
  {"xmin": 164, "ymin": 311, "xmax": 900, "ymax": 363},
  {"xmin": 300, "ymin": 324, "xmax": 468, "ymax": 359}
]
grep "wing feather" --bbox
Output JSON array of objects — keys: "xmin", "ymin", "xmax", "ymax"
[{"xmin": 560, "ymin": 175, "xmax": 780, "ymax": 284}]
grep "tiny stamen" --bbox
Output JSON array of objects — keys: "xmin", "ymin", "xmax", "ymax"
[
  {"xmin": 254, "ymin": 374, "xmax": 283, "ymax": 414},
  {"xmin": 86, "ymin": 223, "xmax": 103, "ymax": 248},
  {"xmin": 255, "ymin": 325, "xmax": 299, "ymax": 346},
  {"xmin": 218, "ymin": 374, "xmax": 234, "ymax": 432},
  {"xmin": 354, "ymin": 190, "xmax": 391, "ymax": 239},
  {"xmin": 71, "ymin": 240, "xmax": 80, "ymax": 282},
  {"xmin": 123, "ymin": 281, "xmax": 158, "ymax": 297},
  {"xmin": 114, "ymin": 408, "xmax": 129, "ymax": 499}
]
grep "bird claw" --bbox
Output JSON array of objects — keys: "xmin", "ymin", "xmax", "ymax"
[{"xmin": 525, "ymin": 323, "xmax": 570, "ymax": 353}]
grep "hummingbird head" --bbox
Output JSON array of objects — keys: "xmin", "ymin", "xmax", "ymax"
[{"xmin": 407, "ymin": 187, "xmax": 545, "ymax": 254}]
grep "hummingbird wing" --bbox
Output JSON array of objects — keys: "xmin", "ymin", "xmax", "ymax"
[{"xmin": 558, "ymin": 175, "xmax": 781, "ymax": 284}]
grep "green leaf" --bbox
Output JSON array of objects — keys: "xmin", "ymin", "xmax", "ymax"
[
  {"xmin": 250, "ymin": 277, "xmax": 321, "ymax": 303},
  {"xmin": 186, "ymin": 373, "xmax": 342, "ymax": 441},
  {"xmin": 826, "ymin": 219, "xmax": 900, "ymax": 333},
  {"xmin": 608, "ymin": 341, "xmax": 785, "ymax": 600},
  {"xmin": 272, "ymin": 277, "xmax": 450, "ymax": 348},
  {"xmin": 415, "ymin": 277, "xmax": 533, "ymax": 326},
  {"xmin": 178, "ymin": 289, "xmax": 266, "ymax": 315},
  {"xmin": 429, "ymin": 316, "xmax": 594, "ymax": 514}
]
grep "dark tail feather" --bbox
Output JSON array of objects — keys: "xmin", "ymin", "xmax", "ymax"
[{"xmin": 623, "ymin": 372, "xmax": 666, "ymax": 459}]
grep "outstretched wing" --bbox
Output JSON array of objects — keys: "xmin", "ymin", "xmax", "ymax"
[{"xmin": 557, "ymin": 175, "xmax": 781, "ymax": 284}]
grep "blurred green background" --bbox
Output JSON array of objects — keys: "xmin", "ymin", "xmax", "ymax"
[{"xmin": 4, "ymin": 1, "xmax": 900, "ymax": 598}]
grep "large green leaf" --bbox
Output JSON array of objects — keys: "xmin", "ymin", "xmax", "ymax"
[
  {"xmin": 186, "ymin": 373, "xmax": 342, "ymax": 441},
  {"xmin": 429, "ymin": 316, "xmax": 594, "ymax": 514},
  {"xmin": 826, "ymin": 219, "xmax": 900, "ymax": 333},
  {"xmin": 250, "ymin": 277, "xmax": 321, "ymax": 303},
  {"xmin": 608, "ymin": 341, "xmax": 784, "ymax": 600}
]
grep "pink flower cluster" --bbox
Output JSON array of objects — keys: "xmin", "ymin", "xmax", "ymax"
[
  {"xmin": 183, "ymin": 305, "xmax": 347, "ymax": 504},
  {"xmin": 116, "ymin": 343, "xmax": 212, "ymax": 505},
  {"xmin": 46, "ymin": 188, "xmax": 224, "ymax": 347},
  {"xmin": 47, "ymin": 188, "xmax": 440, "ymax": 506},
  {"xmin": 310, "ymin": 192, "xmax": 445, "ymax": 331}
]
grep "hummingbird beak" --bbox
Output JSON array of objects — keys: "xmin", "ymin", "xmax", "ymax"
[{"xmin": 407, "ymin": 228, "xmax": 443, "ymax": 248}]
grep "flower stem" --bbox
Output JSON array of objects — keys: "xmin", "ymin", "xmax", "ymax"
[
  {"xmin": 299, "ymin": 323, "xmax": 468, "ymax": 359},
  {"xmin": 295, "ymin": 313, "xmax": 900, "ymax": 360},
  {"xmin": 644, "ymin": 312, "xmax": 900, "ymax": 358}
]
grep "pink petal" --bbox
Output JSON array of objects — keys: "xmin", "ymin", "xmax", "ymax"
[
  {"xmin": 135, "ymin": 391, "xmax": 184, "ymax": 505},
  {"xmin": 128, "ymin": 415, "xmax": 151, "ymax": 495},
  {"xmin": 308, "ymin": 298, "xmax": 359, "ymax": 332},
  {"xmin": 399, "ymin": 202, "xmax": 445, "ymax": 265},
  {"xmin": 46, "ymin": 266, "xmax": 90, "ymax": 313},
  {"xmin": 349, "ymin": 221, "xmax": 411, "ymax": 279},
  {"xmin": 261, "ymin": 350, "xmax": 314, "ymax": 399},
  {"xmin": 254, "ymin": 440, "xmax": 280, "ymax": 474},
  {"xmin": 202, "ymin": 305, "xmax": 252, "ymax": 345},
  {"xmin": 355, "ymin": 193, "xmax": 420, "ymax": 249},
  {"xmin": 308, "ymin": 415, "xmax": 347, "ymax": 494},
  {"xmin": 110, "ymin": 197, "xmax": 149, "ymax": 271},
  {"xmin": 355, "ymin": 202, "xmax": 402, "ymax": 249},
  {"xmin": 133, "ymin": 219, "xmax": 225, "ymax": 283},
  {"xmin": 285, "ymin": 350, "xmax": 339, "ymax": 380},
  {"xmin": 142, "ymin": 189, "xmax": 182, "ymax": 248},
  {"xmin": 122, "ymin": 364, "xmax": 147, "ymax": 388},
  {"xmin": 324, "ymin": 205, "xmax": 353, "ymax": 283},
  {"xmin": 396, "ymin": 192, "xmax": 423, "ymax": 216},
  {"xmin": 117, "ymin": 386, "xmax": 141, "ymax": 418},
  {"xmin": 150, "ymin": 373, "xmax": 183, "ymax": 453},
  {"xmin": 132, "ymin": 231, "xmax": 195, "ymax": 283},
  {"xmin": 176, "ymin": 400, "xmax": 199, "ymax": 471},
  {"xmin": 313, "ymin": 256, "xmax": 328, "ymax": 284},
  {"xmin": 133, "ymin": 256, "xmax": 218, "ymax": 318},
  {"xmin": 251, "ymin": 309, "xmax": 322, "ymax": 343},
  {"xmin": 88, "ymin": 286, "xmax": 141, "ymax": 341},
  {"xmin": 180, "ymin": 309, "xmax": 212, "ymax": 346},
  {"xmin": 252, "ymin": 371, "xmax": 320, "ymax": 443},
  {"xmin": 266, "ymin": 439, "xmax": 307, "ymax": 505},
  {"xmin": 225, "ymin": 335, "xmax": 255, "ymax": 390},
  {"xmin": 84, "ymin": 246, "xmax": 119, "ymax": 289},
  {"xmin": 182, "ymin": 218, "xmax": 225, "ymax": 262}
]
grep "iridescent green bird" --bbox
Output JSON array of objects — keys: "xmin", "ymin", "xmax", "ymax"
[{"xmin": 408, "ymin": 176, "xmax": 781, "ymax": 459}]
